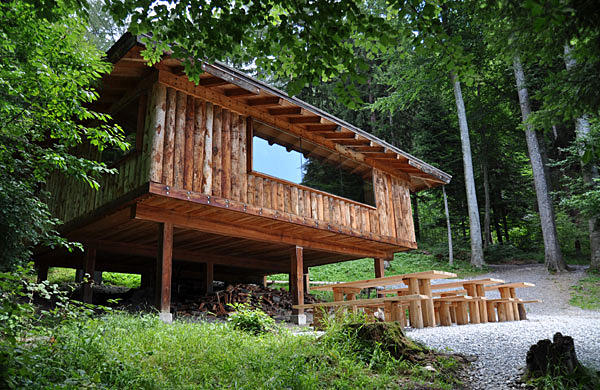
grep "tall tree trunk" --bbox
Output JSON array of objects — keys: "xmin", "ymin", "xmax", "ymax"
[
  {"xmin": 513, "ymin": 56, "xmax": 567, "ymax": 272},
  {"xmin": 482, "ymin": 160, "xmax": 492, "ymax": 249},
  {"xmin": 501, "ymin": 206, "xmax": 510, "ymax": 243},
  {"xmin": 564, "ymin": 45, "xmax": 600, "ymax": 271},
  {"xmin": 450, "ymin": 72, "xmax": 484, "ymax": 267},
  {"xmin": 443, "ymin": 186, "xmax": 454, "ymax": 266},
  {"xmin": 412, "ymin": 194, "xmax": 421, "ymax": 242},
  {"xmin": 492, "ymin": 206, "xmax": 504, "ymax": 245}
]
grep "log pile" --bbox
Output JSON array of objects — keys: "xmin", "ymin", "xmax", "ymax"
[{"xmin": 172, "ymin": 284, "xmax": 321, "ymax": 319}]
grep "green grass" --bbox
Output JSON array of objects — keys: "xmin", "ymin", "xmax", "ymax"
[
  {"xmin": 268, "ymin": 251, "xmax": 486, "ymax": 302},
  {"xmin": 3, "ymin": 313, "xmax": 464, "ymax": 389},
  {"xmin": 271, "ymin": 251, "xmax": 485, "ymax": 284},
  {"xmin": 570, "ymin": 272, "xmax": 600, "ymax": 310},
  {"xmin": 46, "ymin": 267, "xmax": 141, "ymax": 288}
]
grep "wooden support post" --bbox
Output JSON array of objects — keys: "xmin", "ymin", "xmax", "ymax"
[
  {"xmin": 455, "ymin": 302, "xmax": 468, "ymax": 325},
  {"xmin": 509, "ymin": 288, "xmax": 520, "ymax": 321},
  {"xmin": 374, "ymin": 258, "xmax": 385, "ymax": 297},
  {"xmin": 476, "ymin": 284, "xmax": 488, "ymax": 323},
  {"xmin": 518, "ymin": 303, "xmax": 527, "ymax": 320},
  {"xmin": 449, "ymin": 304, "xmax": 457, "ymax": 323},
  {"xmin": 405, "ymin": 278, "xmax": 423, "ymax": 329},
  {"xmin": 36, "ymin": 264, "xmax": 49, "ymax": 283},
  {"xmin": 497, "ymin": 301, "xmax": 507, "ymax": 322},
  {"xmin": 83, "ymin": 248, "xmax": 96, "ymax": 304},
  {"xmin": 262, "ymin": 275, "xmax": 268, "ymax": 288},
  {"xmin": 290, "ymin": 246, "xmax": 305, "ymax": 325},
  {"xmin": 439, "ymin": 303, "xmax": 452, "ymax": 326},
  {"xmin": 156, "ymin": 222, "xmax": 174, "ymax": 323},
  {"xmin": 204, "ymin": 263, "xmax": 214, "ymax": 294},
  {"xmin": 464, "ymin": 284, "xmax": 480, "ymax": 324},
  {"xmin": 499, "ymin": 287, "xmax": 514, "ymax": 321},
  {"xmin": 303, "ymin": 271, "xmax": 310, "ymax": 293},
  {"xmin": 374, "ymin": 258, "xmax": 385, "ymax": 278},
  {"xmin": 486, "ymin": 301, "xmax": 497, "ymax": 322},
  {"xmin": 418, "ymin": 279, "xmax": 435, "ymax": 327}
]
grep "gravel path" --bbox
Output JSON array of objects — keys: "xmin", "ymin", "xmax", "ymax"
[{"xmin": 405, "ymin": 264, "xmax": 600, "ymax": 389}]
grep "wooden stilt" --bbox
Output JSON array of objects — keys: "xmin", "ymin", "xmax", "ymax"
[
  {"xmin": 204, "ymin": 263, "xmax": 214, "ymax": 294},
  {"xmin": 290, "ymin": 246, "xmax": 305, "ymax": 323},
  {"xmin": 374, "ymin": 258, "xmax": 385, "ymax": 278},
  {"xmin": 83, "ymin": 248, "xmax": 96, "ymax": 303},
  {"xmin": 303, "ymin": 271, "xmax": 310, "ymax": 293},
  {"xmin": 156, "ymin": 222, "xmax": 173, "ymax": 322}
]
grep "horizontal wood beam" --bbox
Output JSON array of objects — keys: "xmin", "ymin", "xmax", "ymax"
[
  {"xmin": 269, "ymin": 107, "xmax": 302, "ymax": 116},
  {"xmin": 82, "ymin": 239, "xmax": 289, "ymax": 272},
  {"xmin": 305, "ymin": 124, "xmax": 340, "ymax": 132},
  {"xmin": 246, "ymin": 96, "xmax": 281, "ymax": 106},
  {"xmin": 201, "ymin": 63, "xmax": 261, "ymax": 95},
  {"xmin": 199, "ymin": 76, "xmax": 229, "ymax": 87},
  {"xmin": 224, "ymin": 88, "xmax": 257, "ymax": 97},
  {"xmin": 134, "ymin": 200, "xmax": 394, "ymax": 258},
  {"xmin": 288, "ymin": 116, "xmax": 321, "ymax": 124}
]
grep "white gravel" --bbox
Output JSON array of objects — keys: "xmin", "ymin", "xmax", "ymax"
[{"xmin": 405, "ymin": 264, "xmax": 600, "ymax": 389}]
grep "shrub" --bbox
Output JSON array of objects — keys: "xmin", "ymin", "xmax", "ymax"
[{"xmin": 227, "ymin": 302, "xmax": 276, "ymax": 335}]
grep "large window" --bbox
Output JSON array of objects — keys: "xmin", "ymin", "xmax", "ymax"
[{"xmin": 251, "ymin": 120, "xmax": 375, "ymax": 206}]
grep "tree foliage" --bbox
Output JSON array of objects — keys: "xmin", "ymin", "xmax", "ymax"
[{"xmin": 0, "ymin": 1, "xmax": 127, "ymax": 270}]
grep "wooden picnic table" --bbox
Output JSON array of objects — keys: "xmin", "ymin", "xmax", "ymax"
[
  {"xmin": 485, "ymin": 282, "xmax": 535, "ymax": 321},
  {"xmin": 380, "ymin": 277, "xmax": 504, "ymax": 325},
  {"xmin": 311, "ymin": 270, "xmax": 457, "ymax": 328}
]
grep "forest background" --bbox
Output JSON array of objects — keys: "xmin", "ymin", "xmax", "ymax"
[{"xmin": 1, "ymin": 0, "xmax": 599, "ymax": 274}]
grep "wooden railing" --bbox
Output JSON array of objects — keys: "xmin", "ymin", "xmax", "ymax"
[{"xmin": 247, "ymin": 171, "xmax": 383, "ymax": 237}]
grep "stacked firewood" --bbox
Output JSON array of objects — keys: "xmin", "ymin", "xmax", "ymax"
[{"xmin": 172, "ymin": 284, "xmax": 320, "ymax": 318}]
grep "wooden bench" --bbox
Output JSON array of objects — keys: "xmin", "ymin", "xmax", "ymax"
[
  {"xmin": 293, "ymin": 294, "xmax": 429, "ymax": 328},
  {"xmin": 485, "ymin": 282, "xmax": 536, "ymax": 321}
]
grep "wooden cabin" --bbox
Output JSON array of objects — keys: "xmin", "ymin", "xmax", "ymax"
[{"xmin": 36, "ymin": 33, "xmax": 451, "ymax": 323}]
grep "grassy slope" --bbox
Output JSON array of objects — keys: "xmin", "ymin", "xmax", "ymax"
[
  {"xmin": 271, "ymin": 250, "xmax": 485, "ymax": 282},
  {"xmin": 570, "ymin": 272, "xmax": 600, "ymax": 310},
  {"xmin": 5, "ymin": 314, "xmax": 463, "ymax": 389}
]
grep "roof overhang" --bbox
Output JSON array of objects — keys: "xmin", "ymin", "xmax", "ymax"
[{"xmin": 102, "ymin": 33, "xmax": 451, "ymax": 191}]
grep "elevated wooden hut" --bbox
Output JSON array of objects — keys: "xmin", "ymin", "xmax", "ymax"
[{"xmin": 37, "ymin": 33, "xmax": 450, "ymax": 322}]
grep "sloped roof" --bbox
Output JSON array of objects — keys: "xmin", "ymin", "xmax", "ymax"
[{"xmin": 101, "ymin": 33, "xmax": 451, "ymax": 191}]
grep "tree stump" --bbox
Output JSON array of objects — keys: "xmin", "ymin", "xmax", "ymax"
[
  {"xmin": 343, "ymin": 322, "xmax": 427, "ymax": 362},
  {"xmin": 526, "ymin": 332, "xmax": 580, "ymax": 377}
]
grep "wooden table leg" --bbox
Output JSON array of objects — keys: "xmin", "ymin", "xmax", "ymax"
[
  {"xmin": 455, "ymin": 302, "xmax": 468, "ymax": 325},
  {"xmin": 418, "ymin": 279, "xmax": 435, "ymax": 327},
  {"xmin": 449, "ymin": 304, "xmax": 457, "ymax": 323},
  {"xmin": 486, "ymin": 301, "xmax": 497, "ymax": 322},
  {"xmin": 509, "ymin": 288, "xmax": 520, "ymax": 320},
  {"xmin": 499, "ymin": 288, "xmax": 515, "ymax": 321},
  {"xmin": 464, "ymin": 284, "xmax": 481, "ymax": 324},
  {"xmin": 439, "ymin": 302, "xmax": 452, "ymax": 326},
  {"xmin": 476, "ymin": 285, "xmax": 488, "ymax": 323},
  {"xmin": 405, "ymin": 278, "xmax": 424, "ymax": 328}
]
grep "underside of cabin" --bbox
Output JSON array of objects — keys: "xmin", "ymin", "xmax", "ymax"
[{"xmin": 35, "ymin": 33, "xmax": 450, "ymax": 321}]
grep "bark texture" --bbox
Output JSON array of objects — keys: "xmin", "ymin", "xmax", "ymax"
[
  {"xmin": 513, "ymin": 56, "xmax": 567, "ymax": 272},
  {"xmin": 451, "ymin": 72, "xmax": 484, "ymax": 267},
  {"xmin": 443, "ymin": 186, "xmax": 454, "ymax": 266},
  {"xmin": 564, "ymin": 45, "xmax": 600, "ymax": 271}
]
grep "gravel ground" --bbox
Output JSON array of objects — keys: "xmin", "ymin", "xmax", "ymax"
[{"xmin": 405, "ymin": 264, "xmax": 600, "ymax": 389}]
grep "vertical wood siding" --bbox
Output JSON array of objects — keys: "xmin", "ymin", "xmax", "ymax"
[{"xmin": 48, "ymin": 83, "xmax": 416, "ymax": 245}]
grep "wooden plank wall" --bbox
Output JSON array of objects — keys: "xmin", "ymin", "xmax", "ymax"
[
  {"xmin": 47, "ymin": 82, "xmax": 417, "ymax": 245},
  {"xmin": 373, "ymin": 168, "xmax": 416, "ymax": 242}
]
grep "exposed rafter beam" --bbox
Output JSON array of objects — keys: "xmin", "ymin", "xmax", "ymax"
[
  {"xmin": 246, "ymin": 96, "xmax": 281, "ymax": 106},
  {"xmin": 288, "ymin": 116, "xmax": 321, "ymax": 124},
  {"xmin": 269, "ymin": 107, "xmax": 302, "ymax": 116}
]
